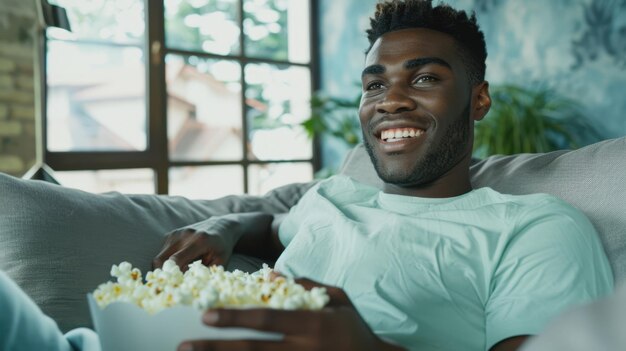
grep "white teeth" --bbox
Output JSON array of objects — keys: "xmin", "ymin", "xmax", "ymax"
[{"xmin": 381, "ymin": 128, "xmax": 424, "ymax": 141}]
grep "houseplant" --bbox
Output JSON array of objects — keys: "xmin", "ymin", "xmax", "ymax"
[
  {"xmin": 301, "ymin": 92, "xmax": 362, "ymax": 148},
  {"xmin": 473, "ymin": 84, "xmax": 602, "ymax": 158}
]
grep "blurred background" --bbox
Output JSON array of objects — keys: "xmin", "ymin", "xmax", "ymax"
[{"xmin": 0, "ymin": 0, "xmax": 625, "ymax": 198}]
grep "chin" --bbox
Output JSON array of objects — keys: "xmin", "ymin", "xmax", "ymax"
[
  {"xmin": 379, "ymin": 172, "xmax": 422, "ymax": 187},
  {"xmin": 374, "ymin": 158, "xmax": 425, "ymax": 186}
]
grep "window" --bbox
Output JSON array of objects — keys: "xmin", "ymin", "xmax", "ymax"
[{"xmin": 44, "ymin": 0, "xmax": 318, "ymax": 197}]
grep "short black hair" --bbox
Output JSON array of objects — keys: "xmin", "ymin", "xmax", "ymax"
[{"xmin": 366, "ymin": 0, "xmax": 487, "ymax": 85}]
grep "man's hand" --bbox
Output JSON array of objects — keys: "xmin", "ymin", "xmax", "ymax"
[
  {"xmin": 177, "ymin": 280, "xmax": 406, "ymax": 351},
  {"xmin": 153, "ymin": 213, "xmax": 284, "ymax": 270},
  {"xmin": 153, "ymin": 227, "xmax": 234, "ymax": 270}
]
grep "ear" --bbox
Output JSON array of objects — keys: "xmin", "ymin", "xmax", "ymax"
[{"xmin": 471, "ymin": 81, "xmax": 491, "ymax": 121}]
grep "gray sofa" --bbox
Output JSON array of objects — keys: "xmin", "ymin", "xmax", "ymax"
[{"xmin": 0, "ymin": 137, "xmax": 625, "ymax": 333}]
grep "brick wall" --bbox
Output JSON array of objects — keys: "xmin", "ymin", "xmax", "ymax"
[{"xmin": 0, "ymin": 0, "xmax": 36, "ymax": 176}]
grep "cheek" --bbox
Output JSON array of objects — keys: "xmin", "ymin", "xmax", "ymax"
[
  {"xmin": 358, "ymin": 100, "xmax": 375, "ymax": 126},
  {"xmin": 423, "ymin": 91, "xmax": 466, "ymax": 119}
]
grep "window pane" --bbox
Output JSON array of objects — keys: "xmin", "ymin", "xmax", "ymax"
[
  {"xmin": 54, "ymin": 169, "xmax": 155, "ymax": 194},
  {"xmin": 48, "ymin": 0, "xmax": 144, "ymax": 45},
  {"xmin": 245, "ymin": 63, "xmax": 312, "ymax": 160},
  {"xmin": 166, "ymin": 55, "xmax": 243, "ymax": 161},
  {"xmin": 248, "ymin": 162, "xmax": 312, "ymax": 196},
  {"xmin": 169, "ymin": 165, "xmax": 244, "ymax": 199},
  {"xmin": 243, "ymin": 0, "xmax": 310, "ymax": 63},
  {"xmin": 165, "ymin": 0, "xmax": 240, "ymax": 56},
  {"xmin": 47, "ymin": 41, "xmax": 147, "ymax": 152}
]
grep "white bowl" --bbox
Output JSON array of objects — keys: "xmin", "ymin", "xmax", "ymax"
[{"xmin": 87, "ymin": 294, "xmax": 283, "ymax": 351}]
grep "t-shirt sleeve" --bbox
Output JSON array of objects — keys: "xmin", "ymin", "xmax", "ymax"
[
  {"xmin": 485, "ymin": 198, "xmax": 614, "ymax": 350},
  {"xmin": 278, "ymin": 175, "xmax": 367, "ymax": 248},
  {"xmin": 277, "ymin": 181, "xmax": 323, "ymax": 248}
]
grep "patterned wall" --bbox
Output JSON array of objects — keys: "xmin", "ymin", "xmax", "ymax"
[{"xmin": 318, "ymin": 0, "xmax": 626, "ymax": 169}]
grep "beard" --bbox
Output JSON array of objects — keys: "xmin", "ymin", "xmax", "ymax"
[{"xmin": 363, "ymin": 100, "xmax": 471, "ymax": 187}]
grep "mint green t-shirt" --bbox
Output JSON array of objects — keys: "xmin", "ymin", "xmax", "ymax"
[{"xmin": 275, "ymin": 175, "xmax": 613, "ymax": 351}]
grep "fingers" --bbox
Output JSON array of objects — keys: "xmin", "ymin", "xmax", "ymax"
[
  {"xmin": 153, "ymin": 230, "xmax": 185, "ymax": 269},
  {"xmin": 268, "ymin": 271, "xmax": 282, "ymax": 281},
  {"xmin": 154, "ymin": 228, "xmax": 230, "ymax": 271},
  {"xmin": 169, "ymin": 234, "xmax": 211, "ymax": 271},
  {"xmin": 292, "ymin": 278, "xmax": 351, "ymax": 307},
  {"xmin": 202, "ymin": 308, "xmax": 318, "ymax": 335},
  {"xmin": 204, "ymin": 254, "xmax": 226, "ymax": 267},
  {"xmin": 154, "ymin": 230, "xmax": 206, "ymax": 270},
  {"xmin": 178, "ymin": 339, "xmax": 291, "ymax": 351}
]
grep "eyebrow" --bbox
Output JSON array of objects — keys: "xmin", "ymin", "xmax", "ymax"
[
  {"xmin": 405, "ymin": 57, "xmax": 452, "ymax": 70},
  {"xmin": 361, "ymin": 57, "xmax": 452, "ymax": 77},
  {"xmin": 361, "ymin": 64, "xmax": 386, "ymax": 77}
]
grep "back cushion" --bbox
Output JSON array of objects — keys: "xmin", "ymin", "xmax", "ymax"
[
  {"xmin": 0, "ymin": 174, "xmax": 313, "ymax": 332},
  {"xmin": 339, "ymin": 137, "xmax": 626, "ymax": 284}
]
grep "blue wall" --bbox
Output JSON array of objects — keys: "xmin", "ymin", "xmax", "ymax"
[{"xmin": 318, "ymin": 0, "xmax": 626, "ymax": 169}]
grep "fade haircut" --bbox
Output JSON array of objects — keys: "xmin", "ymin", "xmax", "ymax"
[{"xmin": 366, "ymin": 0, "xmax": 487, "ymax": 86}]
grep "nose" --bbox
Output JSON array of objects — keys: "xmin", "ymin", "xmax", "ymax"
[{"xmin": 375, "ymin": 86, "xmax": 417, "ymax": 114}]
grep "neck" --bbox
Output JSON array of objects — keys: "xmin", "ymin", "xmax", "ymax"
[{"xmin": 382, "ymin": 155, "xmax": 473, "ymax": 198}]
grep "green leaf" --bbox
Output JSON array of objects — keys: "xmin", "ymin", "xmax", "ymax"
[
  {"xmin": 473, "ymin": 84, "xmax": 603, "ymax": 157},
  {"xmin": 304, "ymin": 88, "xmax": 362, "ymax": 147}
]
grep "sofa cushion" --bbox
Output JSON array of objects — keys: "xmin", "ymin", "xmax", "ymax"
[
  {"xmin": 0, "ymin": 173, "xmax": 313, "ymax": 332},
  {"xmin": 339, "ymin": 137, "xmax": 626, "ymax": 284}
]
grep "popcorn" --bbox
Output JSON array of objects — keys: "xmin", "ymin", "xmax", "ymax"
[{"xmin": 93, "ymin": 260, "xmax": 329, "ymax": 314}]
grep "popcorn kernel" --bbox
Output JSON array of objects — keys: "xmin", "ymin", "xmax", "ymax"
[{"xmin": 93, "ymin": 260, "xmax": 329, "ymax": 314}]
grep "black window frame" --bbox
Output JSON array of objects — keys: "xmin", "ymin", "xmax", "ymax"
[{"xmin": 41, "ymin": 0, "xmax": 321, "ymax": 195}]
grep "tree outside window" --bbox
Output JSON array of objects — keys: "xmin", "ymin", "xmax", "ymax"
[{"xmin": 45, "ymin": 0, "xmax": 317, "ymax": 198}]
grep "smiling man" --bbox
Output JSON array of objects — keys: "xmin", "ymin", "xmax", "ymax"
[
  {"xmin": 0, "ymin": 1, "xmax": 613, "ymax": 351},
  {"xmin": 153, "ymin": 1, "xmax": 614, "ymax": 351},
  {"xmin": 360, "ymin": 27, "xmax": 484, "ymax": 198}
]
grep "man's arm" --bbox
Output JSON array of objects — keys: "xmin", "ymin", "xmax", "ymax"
[
  {"xmin": 486, "ymin": 199, "xmax": 612, "ymax": 350},
  {"xmin": 232, "ymin": 213, "xmax": 286, "ymax": 262},
  {"xmin": 153, "ymin": 212, "xmax": 286, "ymax": 269},
  {"xmin": 491, "ymin": 336, "xmax": 529, "ymax": 351}
]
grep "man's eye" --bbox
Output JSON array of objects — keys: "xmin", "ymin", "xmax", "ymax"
[
  {"xmin": 366, "ymin": 82, "xmax": 384, "ymax": 91},
  {"xmin": 415, "ymin": 75, "xmax": 437, "ymax": 84}
]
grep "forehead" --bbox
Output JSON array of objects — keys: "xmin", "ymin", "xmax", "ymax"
[{"xmin": 365, "ymin": 28, "xmax": 462, "ymax": 69}]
